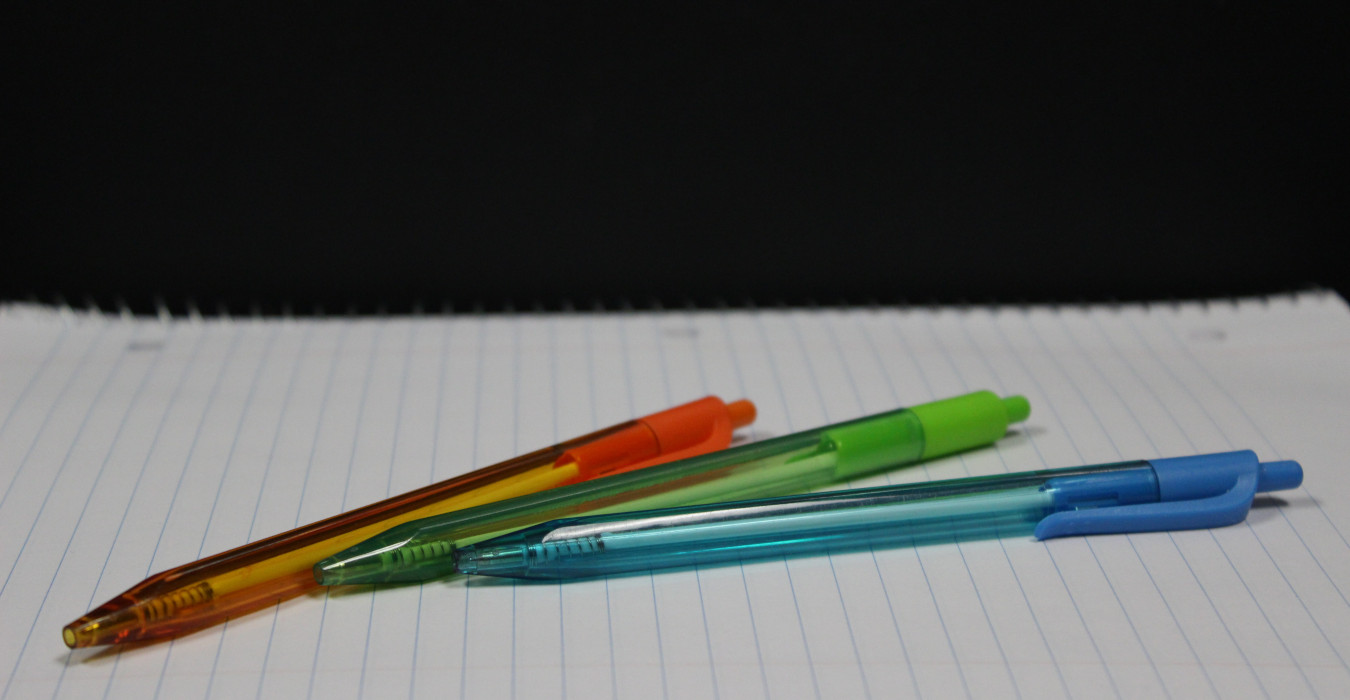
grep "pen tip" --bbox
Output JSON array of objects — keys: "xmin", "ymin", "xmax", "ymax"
[
  {"xmin": 314, "ymin": 536, "xmax": 461, "ymax": 585},
  {"xmin": 313, "ymin": 554, "xmax": 382, "ymax": 586},
  {"xmin": 312, "ymin": 561, "xmax": 336, "ymax": 586},
  {"xmin": 61, "ymin": 619, "xmax": 104, "ymax": 648}
]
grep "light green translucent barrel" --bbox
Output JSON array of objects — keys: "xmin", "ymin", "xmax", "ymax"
[{"xmin": 314, "ymin": 391, "xmax": 1029, "ymax": 585}]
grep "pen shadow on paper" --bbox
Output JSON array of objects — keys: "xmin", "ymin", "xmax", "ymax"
[
  {"xmin": 65, "ymin": 639, "xmax": 154, "ymax": 667},
  {"xmin": 730, "ymin": 429, "xmax": 778, "ymax": 446},
  {"xmin": 1247, "ymin": 494, "xmax": 1294, "ymax": 526},
  {"xmin": 998, "ymin": 426, "xmax": 1044, "ymax": 448},
  {"xmin": 325, "ymin": 580, "xmax": 429, "ymax": 598}
]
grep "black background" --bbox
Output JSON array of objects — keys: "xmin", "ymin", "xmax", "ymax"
[{"xmin": 4, "ymin": 3, "xmax": 1345, "ymax": 314}]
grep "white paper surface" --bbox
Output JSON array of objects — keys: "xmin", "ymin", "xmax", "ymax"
[{"xmin": 3, "ymin": 292, "xmax": 1350, "ymax": 699}]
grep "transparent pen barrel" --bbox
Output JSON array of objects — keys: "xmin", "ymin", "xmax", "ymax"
[
  {"xmin": 320, "ymin": 391, "xmax": 1036, "ymax": 585},
  {"xmin": 321, "ymin": 410, "xmax": 927, "ymax": 583},
  {"xmin": 460, "ymin": 486, "xmax": 1056, "ymax": 579}
]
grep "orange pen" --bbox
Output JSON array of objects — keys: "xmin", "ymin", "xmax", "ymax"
[{"xmin": 63, "ymin": 396, "xmax": 756, "ymax": 647}]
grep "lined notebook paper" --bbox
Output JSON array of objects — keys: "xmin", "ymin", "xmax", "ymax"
[{"xmin": 4, "ymin": 293, "xmax": 1350, "ymax": 699}]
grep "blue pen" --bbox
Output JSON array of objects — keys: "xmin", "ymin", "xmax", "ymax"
[{"xmin": 453, "ymin": 450, "xmax": 1302, "ymax": 579}]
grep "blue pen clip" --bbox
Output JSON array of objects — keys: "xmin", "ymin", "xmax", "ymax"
[{"xmin": 1035, "ymin": 450, "xmax": 1303, "ymax": 539}]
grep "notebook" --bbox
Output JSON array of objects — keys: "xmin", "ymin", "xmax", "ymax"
[{"xmin": 3, "ymin": 292, "xmax": 1350, "ymax": 699}]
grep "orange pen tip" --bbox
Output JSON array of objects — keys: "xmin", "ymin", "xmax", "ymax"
[
  {"xmin": 727, "ymin": 399, "xmax": 756, "ymax": 429},
  {"xmin": 62, "ymin": 619, "xmax": 101, "ymax": 648}
]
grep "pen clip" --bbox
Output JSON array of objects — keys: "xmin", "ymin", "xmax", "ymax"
[
  {"xmin": 1034, "ymin": 472, "xmax": 1258, "ymax": 539},
  {"xmin": 1035, "ymin": 451, "xmax": 1302, "ymax": 540},
  {"xmin": 561, "ymin": 397, "xmax": 754, "ymax": 480},
  {"xmin": 599, "ymin": 407, "xmax": 738, "ymax": 475}
]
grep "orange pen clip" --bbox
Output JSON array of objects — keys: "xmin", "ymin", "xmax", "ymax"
[{"xmin": 560, "ymin": 397, "xmax": 757, "ymax": 481}]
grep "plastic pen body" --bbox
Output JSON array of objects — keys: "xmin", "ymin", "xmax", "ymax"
[
  {"xmin": 455, "ymin": 451, "xmax": 1303, "ymax": 580},
  {"xmin": 63, "ymin": 396, "xmax": 753, "ymax": 647},
  {"xmin": 314, "ymin": 391, "xmax": 1031, "ymax": 585}
]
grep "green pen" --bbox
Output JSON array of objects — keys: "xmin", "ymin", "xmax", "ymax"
[{"xmin": 314, "ymin": 390, "xmax": 1031, "ymax": 585}]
